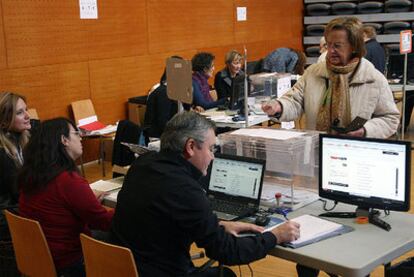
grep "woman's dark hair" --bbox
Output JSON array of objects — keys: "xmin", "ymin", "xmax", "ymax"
[
  {"xmin": 19, "ymin": 117, "xmax": 79, "ymax": 194},
  {"xmin": 160, "ymin": 55, "xmax": 183, "ymax": 85},
  {"xmin": 191, "ymin": 52, "xmax": 215, "ymax": 72}
]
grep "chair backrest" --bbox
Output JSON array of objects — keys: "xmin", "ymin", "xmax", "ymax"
[
  {"xmin": 4, "ymin": 210, "xmax": 56, "ymax": 277},
  {"xmin": 80, "ymin": 233, "xmax": 138, "ymax": 277},
  {"xmin": 71, "ymin": 99, "xmax": 97, "ymax": 126},
  {"xmin": 28, "ymin": 108, "xmax": 39, "ymax": 120}
]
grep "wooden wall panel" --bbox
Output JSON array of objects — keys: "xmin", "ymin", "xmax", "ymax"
[
  {"xmin": 234, "ymin": 0, "xmax": 303, "ymax": 49},
  {"xmin": 147, "ymin": 0, "xmax": 234, "ymax": 53},
  {"xmin": 0, "ymin": 3, "xmax": 6, "ymax": 70},
  {"xmin": 2, "ymin": 0, "xmax": 88, "ymax": 68},
  {"xmin": 86, "ymin": 0, "xmax": 148, "ymax": 60},
  {"xmin": 0, "ymin": 63, "xmax": 90, "ymax": 120},
  {"xmin": 89, "ymin": 50, "xmax": 196, "ymax": 124},
  {"xmin": 0, "ymin": 0, "xmax": 304, "ymax": 161}
]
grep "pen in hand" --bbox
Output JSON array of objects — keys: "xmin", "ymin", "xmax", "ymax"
[{"xmin": 280, "ymin": 211, "xmax": 289, "ymax": 221}]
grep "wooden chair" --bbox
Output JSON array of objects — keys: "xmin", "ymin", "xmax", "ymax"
[
  {"xmin": 71, "ymin": 99, "xmax": 115, "ymax": 177},
  {"xmin": 80, "ymin": 233, "xmax": 138, "ymax": 277},
  {"xmin": 4, "ymin": 210, "xmax": 56, "ymax": 277}
]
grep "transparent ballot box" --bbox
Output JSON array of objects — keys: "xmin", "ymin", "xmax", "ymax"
[
  {"xmin": 217, "ymin": 128, "xmax": 320, "ymax": 210},
  {"xmin": 249, "ymin": 72, "xmax": 291, "ymax": 100}
]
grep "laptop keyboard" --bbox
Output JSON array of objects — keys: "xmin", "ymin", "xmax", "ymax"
[{"xmin": 211, "ymin": 199, "xmax": 254, "ymax": 217}]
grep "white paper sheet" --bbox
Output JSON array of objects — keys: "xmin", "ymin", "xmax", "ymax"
[
  {"xmin": 79, "ymin": 0, "xmax": 98, "ymax": 19},
  {"xmin": 232, "ymin": 128, "xmax": 305, "ymax": 140},
  {"xmin": 289, "ymin": 215, "xmax": 343, "ymax": 246},
  {"xmin": 90, "ymin": 180, "xmax": 122, "ymax": 192}
]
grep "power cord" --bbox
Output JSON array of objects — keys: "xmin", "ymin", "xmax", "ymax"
[{"xmin": 319, "ymin": 199, "xmax": 338, "ymax": 211}]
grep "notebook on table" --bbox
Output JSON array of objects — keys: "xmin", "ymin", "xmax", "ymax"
[{"xmin": 206, "ymin": 154, "xmax": 266, "ymax": 221}]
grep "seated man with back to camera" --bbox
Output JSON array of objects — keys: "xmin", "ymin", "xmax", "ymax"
[
  {"xmin": 262, "ymin": 17, "xmax": 399, "ymax": 139},
  {"xmin": 110, "ymin": 111, "xmax": 300, "ymax": 277}
]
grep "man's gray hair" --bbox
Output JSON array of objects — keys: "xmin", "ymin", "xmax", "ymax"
[{"xmin": 161, "ymin": 111, "xmax": 216, "ymax": 152}]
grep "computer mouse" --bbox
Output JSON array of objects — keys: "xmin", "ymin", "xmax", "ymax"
[{"xmin": 255, "ymin": 215, "xmax": 270, "ymax": 226}]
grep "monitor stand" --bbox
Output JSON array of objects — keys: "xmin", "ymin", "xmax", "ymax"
[
  {"xmin": 319, "ymin": 207, "xmax": 391, "ymax": 231},
  {"xmin": 231, "ymin": 99, "xmax": 249, "ymax": 121}
]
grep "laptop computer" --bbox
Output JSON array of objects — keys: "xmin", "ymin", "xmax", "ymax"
[{"xmin": 206, "ymin": 153, "xmax": 266, "ymax": 221}]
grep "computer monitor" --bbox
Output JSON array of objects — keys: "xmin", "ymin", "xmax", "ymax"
[
  {"xmin": 319, "ymin": 134, "xmax": 411, "ymax": 212},
  {"xmin": 229, "ymin": 74, "xmax": 249, "ymax": 111}
]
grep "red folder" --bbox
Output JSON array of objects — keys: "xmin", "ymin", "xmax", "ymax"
[{"xmin": 79, "ymin": 121, "xmax": 107, "ymax": 131}]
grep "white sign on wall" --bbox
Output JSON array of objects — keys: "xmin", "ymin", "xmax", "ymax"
[
  {"xmin": 237, "ymin": 7, "xmax": 247, "ymax": 21},
  {"xmin": 79, "ymin": 0, "xmax": 98, "ymax": 19}
]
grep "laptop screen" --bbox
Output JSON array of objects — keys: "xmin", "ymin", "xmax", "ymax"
[{"xmin": 208, "ymin": 154, "xmax": 265, "ymax": 200}]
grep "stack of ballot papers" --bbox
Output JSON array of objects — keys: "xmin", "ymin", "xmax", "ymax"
[{"xmin": 90, "ymin": 180, "xmax": 122, "ymax": 192}]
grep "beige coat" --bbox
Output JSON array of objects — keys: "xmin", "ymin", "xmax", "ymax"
[{"xmin": 278, "ymin": 58, "xmax": 400, "ymax": 138}]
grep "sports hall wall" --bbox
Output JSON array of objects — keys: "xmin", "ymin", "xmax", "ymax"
[{"xmin": 0, "ymin": 0, "xmax": 303, "ymax": 160}]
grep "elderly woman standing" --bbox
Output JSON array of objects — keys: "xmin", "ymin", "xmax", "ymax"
[
  {"xmin": 214, "ymin": 50, "xmax": 244, "ymax": 101},
  {"xmin": 262, "ymin": 17, "xmax": 399, "ymax": 139},
  {"xmin": 0, "ymin": 92, "xmax": 31, "ymax": 239}
]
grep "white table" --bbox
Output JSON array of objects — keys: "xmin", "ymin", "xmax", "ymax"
[
  {"xmin": 389, "ymin": 84, "xmax": 414, "ymax": 92},
  {"xmin": 201, "ymin": 109, "xmax": 269, "ymax": 128},
  {"xmin": 270, "ymin": 201, "xmax": 414, "ymax": 277}
]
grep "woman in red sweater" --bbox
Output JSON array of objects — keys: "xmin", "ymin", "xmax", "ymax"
[{"xmin": 18, "ymin": 117, "xmax": 114, "ymax": 277}]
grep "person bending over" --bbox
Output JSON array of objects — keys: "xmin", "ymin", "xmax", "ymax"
[{"xmin": 262, "ymin": 48, "xmax": 306, "ymax": 75}]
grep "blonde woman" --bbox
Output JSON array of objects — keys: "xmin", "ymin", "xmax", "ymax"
[
  {"xmin": 214, "ymin": 50, "xmax": 244, "ymax": 100},
  {"xmin": 0, "ymin": 92, "xmax": 31, "ymax": 238}
]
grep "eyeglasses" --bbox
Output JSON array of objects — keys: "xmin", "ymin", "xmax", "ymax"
[{"xmin": 70, "ymin": 131, "xmax": 81, "ymax": 136}]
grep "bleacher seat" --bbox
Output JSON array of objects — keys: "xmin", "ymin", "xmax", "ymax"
[
  {"xmin": 306, "ymin": 25, "xmax": 326, "ymax": 36},
  {"xmin": 384, "ymin": 21, "xmax": 411, "ymax": 34},
  {"xmin": 358, "ymin": 2, "xmax": 384, "ymax": 14},
  {"xmin": 384, "ymin": 44, "xmax": 401, "ymax": 56},
  {"xmin": 331, "ymin": 2, "xmax": 357, "ymax": 15},
  {"xmin": 384, "ymin": 0, "xmax": 412, "ymax": 13},
  {"xmin": 305, "ymin": 46, "xmax": 320, "ymax": 58},
  {"xmin": 306, "ymin": 3, "xmax": 331, "ymax": 16}
]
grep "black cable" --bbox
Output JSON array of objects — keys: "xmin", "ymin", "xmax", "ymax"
[
  {"xmin": 319, "ymin": 199, "xmax": 338, "ymax": 211},
  {"xmin": 238, "ymin": 265, "xmax": 242, "ymax": 276}
]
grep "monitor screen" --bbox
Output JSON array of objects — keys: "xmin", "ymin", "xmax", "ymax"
[
  {"xmin": 229, "ymin": 74, "xmax": 248, "ymax": 111},
  {"xmin": 208, "ymin": 154, "xmax": 265, "ymax": 200},
  {"xmin": 319, "ymin": 134, "xmax": 411, "ymax": 211}
]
